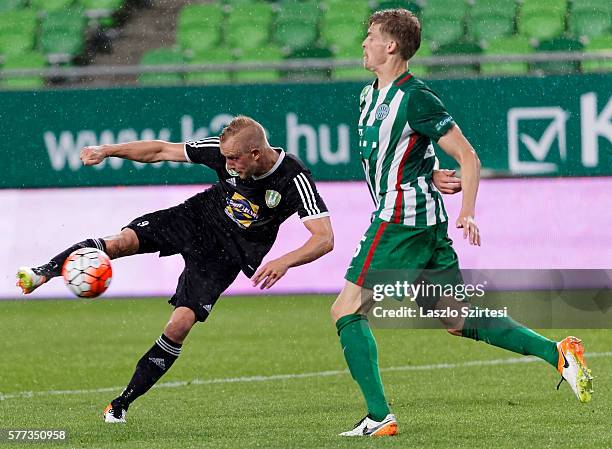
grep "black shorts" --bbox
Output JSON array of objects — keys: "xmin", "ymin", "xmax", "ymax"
[{"xmin": 125, "ymin": 203, "xmax": 241, "ymax": 322}]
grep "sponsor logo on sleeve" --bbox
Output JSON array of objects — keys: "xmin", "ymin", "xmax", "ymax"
[{"xmin": 435, "ymin": 116, "xmax": 453, "ymax": 132}]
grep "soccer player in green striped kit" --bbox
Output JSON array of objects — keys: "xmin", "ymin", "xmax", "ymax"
[{"xmin": 331, "ymin": 9, "xmax": 593, "ymax": 437}]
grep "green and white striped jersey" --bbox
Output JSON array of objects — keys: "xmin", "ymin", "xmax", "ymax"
[{"xmin": 358, "ymin": 70, "xmax": 455, "ymax": 227}]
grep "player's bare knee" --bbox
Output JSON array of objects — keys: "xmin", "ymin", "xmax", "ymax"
[
  {"xmin": 330, "ymin": 298, "xmax": 344, "ymax": 322},
  {"xmin": 164, "ymin": 320, "xmax": 193, "ymax": 343},
  {"xmin": 164, "ymin": 308, "xmax": 197, "ymax": 343},
  {"xmin": 331, "ymin": 283, "xmax": 370, "ymax": 322}
]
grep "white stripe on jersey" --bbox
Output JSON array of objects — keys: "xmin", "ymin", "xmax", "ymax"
[
  {"xmin": 300, "ymin": 173, "xmax": 321, "ymax": 214},
  {"xmin": 184, "ymin": 137, "xmax": 220, "ymax": 162},
  {"xmin": 381, "ymin": 120, "xmax": 413, "ymax": 220},
  {"xmin": 365, "ymin": 84, "xmax": 390, "ymax": 127},
  {"xmin": 430, "ymin": 182, "xmax": 448, "ymax": 223},
  {"xmin": 401, "ymin": 185, "xmax": 417, "ymax": 226},
  {"xmin": 379, "ymin": 187, "xmax": 397, "ymax": 222},
  {"xmin": 374, "ymin": 90, "xmax": 405, "ymax": 201},
  {"xmin": 189, "ymin": 137, "xmax": 220, "ymax": 147},
  {"xmin": 293, "ymin": 174, "xmax": 319, "ymax": 216},
  {"xmin": 301, "ymin": 211, "xmax": 330, "ymax": 222},
  {"xmin": 417, "ymin": 176, "xmax": 437, "ymax": 226}
]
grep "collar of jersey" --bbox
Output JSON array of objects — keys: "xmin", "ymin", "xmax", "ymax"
[
  {"xmin": 373, "ymin": 69, "xmax": 411, "ymax": 91},
  {"xmin": 252, "ymin": 148, "xmax": 285, "ymax": 180}
]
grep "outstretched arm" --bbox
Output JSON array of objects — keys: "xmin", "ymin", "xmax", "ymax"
[
  {"xmin": 80, "ymin": 140, "xmax": 187, "ymax": 165},
  {"xmin": 251, "ymin": 216, "xmax": 334, "ymax": 290},
  {"xmin": 437, "ymin": 124, "xmax": 481, "ymax": 246}
]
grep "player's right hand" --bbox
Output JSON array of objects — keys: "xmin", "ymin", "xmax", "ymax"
[
  {"xmin": 80, "ymin": 146, "xmax": 106, "ymax": 165},
  {"xmin": 456, "ymin": 214, "xmax": 481, "ymax": 246}
]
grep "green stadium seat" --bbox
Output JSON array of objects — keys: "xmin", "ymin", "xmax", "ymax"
[
  {"xmin": 409, "ymin": 43, "xmax": 432, "ymax": 77},
  {"xmin": 31, "ymin": 0, "xmax": 75, "ymax": 12},
  {"xmin": 0, "ymin": 10, "xmax": 38, "ymax": 36},
  {"xmin": 226, "ymin": 22, "xmax": 270, "ymax": 51},
  {"xmin": 570, "ymin": 9, "xmax": 611, "ymax": 39},
  {"xmin": 177, "ymin": 4, "xmax": 224, "ymax": 53},
  {"xmin": 41, "ymin": 33, "xmax": 84, "ymax": 59},
  {"xmin": 177, "ymin": 27, "xmax": 222, "ymax": 54},
  {"xmin": 324, "ymin": 0, "xmax": 369, "ymax": 7},
  {"xmin": 331, "ymin": 44, "xmax": 369, "ymax": 80},
  {"xmin": 324, "ymin": 1, "xmax": 369, "ymax": 24},
  {"xmin": 0, "ymin": 9, "xmax": 37, "ymax": 57},
  {"xmin": 226, "ymin": 3, "xmax": 273, "ymax": 28},
  {"xmin": 277, "ymin": 0, "xmax": 322, "ymax": 23},
  {"xmin": 178, "ymin": 4, "xmax": 224, "ymax": 30},
  {"xmin": 534, "ymin": 37, "xmax": 583, "ymax": 73},
  {"xmin": 224, "ymin": 4, "xmax": 273, "ymax": 50},
  {"xmin": 481, "ymin": 36, "xmax": 533, "ymax": 75},
  {"xmin": 571, "ymin": 0, "xmax": 612, "ymax": 13},
  {"xmin": 422, "ymin": 14, "xmax": 465, "ymax": 46},
  {"xmin": 185, "ymin": 48, "xmax": 234, "ymax": 85},
  {"xmin": 139, "ymin": 48, "xmax": 185, "ymax": 86},
  {"xmin": 40, "ymin": 9, "xmax": 86, "ymax": 59},
  {"xmin": 0, "ymin": 52, "xmax": 46, "ymax": 90},
  {"xmin": 78, "ymin": 0, "xmax": 124, "ymax": 12},
  {"xmin": 468, "ymin": 13, "xmax": 514, "ymax": 42},
  {"xmin": 321, "ymin": 18, "xmax": 365, "ymax": 53},
  {"xmin": 582, "ymin": 35, "xmax": 612, "ymax": 72},
  {"xmin": 0, "ymin": 31, "xmax": 34, "ymax": 57},
  {"xmin": 425, "ymin": 0, "xmax": 469, "ymax": 17},
  {"xmin": 275, "ymin": 19, "xmax": 318, "ymax": 51},
  {"xmin": 234, "ymin": 46, "xmax": 283, "ymax": 83},
  {"xmin": 471, "ymin": 0, "xmax": 517, "ymax": 19},
  {"xmin": 0, "ymin": 0, "xmax": 27, "ymax": 12},
  {"xmin": 518, "ymin": 13, "xmax": 565, "ymax": 40},
  {"xmin": 430, "ymin": 40, "xmax": 483, "ymax": 76},
  {"xmin": 223, "ymin": 0, "xmax": 258, "ymax": 5},
  {"xmin": 521, "ymin": 0, "xmax": 567, "ymax": 15}
]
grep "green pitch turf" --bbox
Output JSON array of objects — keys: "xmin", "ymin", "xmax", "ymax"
[{"xmin": 0, "ymin": 295, "xmax": 610, "ymax": 448}]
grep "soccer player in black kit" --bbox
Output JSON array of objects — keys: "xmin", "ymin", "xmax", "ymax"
[{"xmin": 16, "ymin": 116, "xmax": 334, "ymax": 423}]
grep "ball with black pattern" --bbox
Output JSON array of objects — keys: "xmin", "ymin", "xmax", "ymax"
[{"xmin": 62, "ymin": 247, "xmax": 112, "ymax": 298}]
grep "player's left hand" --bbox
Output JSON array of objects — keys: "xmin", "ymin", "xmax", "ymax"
[
  {"xmin": 252, "ymin": 259, "xmax": 290, "ymax": 289},
  {"xmin": 433, "ymin": 169, "xmax": 462, "ymax": 194},
  {"xmin": 456, "ymin": 214, "xmax": 481, "ymax": 246}
]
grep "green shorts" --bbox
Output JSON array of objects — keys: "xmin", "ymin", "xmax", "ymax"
[{"xmin": 345, "ymin": 218, "xmax": 461, "ymax": 292}]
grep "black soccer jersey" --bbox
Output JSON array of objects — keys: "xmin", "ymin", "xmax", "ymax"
[{"xmin": 182, "ymin": 136, "xmax": 329, "ymax": 276}]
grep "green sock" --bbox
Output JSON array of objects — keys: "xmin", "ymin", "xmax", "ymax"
[
  {"xmin": 336, "ymin": 314, "xmax": 390, "ymax": 421},
  {"xmin": 461, "ymin": 307, "xmax": 559, "ymax": 368}
]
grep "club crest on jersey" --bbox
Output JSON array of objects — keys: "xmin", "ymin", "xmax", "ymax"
[
  {"xmin": 265, "ymin": 190, "xmax": 281, "ymax": 208},
  {"xmin": 225, "ymin": 163, "xmax": 239, "ymax": 177},
  {"xmin": 375, "ymin": 103, "xmax": 390, "ymax": 121}
]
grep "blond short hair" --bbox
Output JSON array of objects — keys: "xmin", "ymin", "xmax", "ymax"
[
  {"xmin": 219, "ymin": 115, "xmax": 268, "ymax": 153},
  {"xmin": 368, "ymin": 8, "xmax": 421, "ymax": 60}
]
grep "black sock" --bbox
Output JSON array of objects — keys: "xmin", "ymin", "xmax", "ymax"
[
  {"xmin": 34, "ymin": 238, "xmax": 107, "ymax": 279},
  {"xmin": 114, "ymin": 334, "xmax": 182, "ymax": 409}
]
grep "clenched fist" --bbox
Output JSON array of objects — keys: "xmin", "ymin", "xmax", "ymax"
[{"xmin": 80, "ymin": 146, "xmax": 107, "ymax": 166}]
